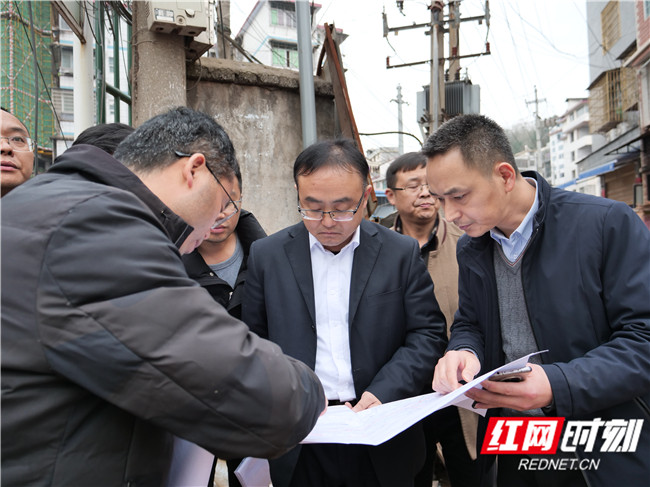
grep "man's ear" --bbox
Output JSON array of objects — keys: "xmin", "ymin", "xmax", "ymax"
[
  {"xmin": 385, "ymin": 188, "xmax": 396, "ymax": 205},
  {"xmin": 180, "ymin": 153, "xmax": 207, "ymax": 189},
  {"xmin": 494, "ymin": 162, "xmax": 517, "ymax": 193}
]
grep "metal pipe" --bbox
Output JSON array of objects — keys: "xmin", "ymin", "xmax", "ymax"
[{"xmin": 295, "ymin": 0, "xmax": 317, "ymax": 148}]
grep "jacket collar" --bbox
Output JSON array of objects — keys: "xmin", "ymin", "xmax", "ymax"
[
  {"xmin": 461, "ymin": 171, "xmax": 550, "ymax": 258},
  {"xmin": 49, "ymin": 144, "xmax": 193, "ymax": 250},
  {"xmin": 182, "ymin": 209, "xmax": 267, "ymax": 277},
  {"xmin": 236, "ymin": 210, "xmax": 267, "ymax": 254}
]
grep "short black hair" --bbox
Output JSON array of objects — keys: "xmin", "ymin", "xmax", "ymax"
[
  {"xmin": 422, "ymin": 114, "xmax": 517, "ymax": 175},
  {"xmin": 114, "ymin": 107, "xmax": 240, "ymax": 184},
  {"xmin": 72, "ymin": 123, "xmax": 135, "ymax": 155},
  {"xmin": 386, "ymin": 152, "xmax": 427, "ymax": 189},
  {"xmin": 293, "ymin": 139, "xmax": 369, "ymax": 188}
]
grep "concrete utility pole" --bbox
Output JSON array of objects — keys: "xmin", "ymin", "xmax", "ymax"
[
  {"xmin": 295, "ymin": 0, "xmax": 317, "ymax": 148},
  {"xmin": 131, "ymin": 2, "xmax": 187, "ymax": 126},
  {"xmin": 391, "ymin": 84, "xmax": 408, "ymax": 154},
  {"xmin": 217, "ymin": 0, "xmax": 232, "ymax": 59},
  {"xmin": 448, "ymin": 1, "xmax": 460, "ymax": 81},
  {"xmin": 73, "ymin": 2, "xmax": 94, "ymax": 137},
  {"xmin": 526, "ymin": 85, "xmax": 546, "ymax": 174},
  {"xmin": 429, "ymin": 1, "xmax": 443, "ymax": 134}
]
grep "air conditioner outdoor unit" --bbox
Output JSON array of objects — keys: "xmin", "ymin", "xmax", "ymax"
[{"xmin": 144, "ymin": 1, "xmax": 208, "ymax": 37}]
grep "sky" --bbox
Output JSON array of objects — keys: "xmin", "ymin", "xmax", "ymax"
[{"xmin": 230, "ymin": 0, "xmax": 593, "ymax": 154}]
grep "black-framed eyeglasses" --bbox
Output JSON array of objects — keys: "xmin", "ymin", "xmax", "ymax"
[
  {"xmin": 298, "ymin": 192, "xmax": 365, "ymax": 222},
  {"xmin": 174, "ymin": 150, "xmax": 239, "ymax": 229},
  {"xmin": 389, "ymin": 183, "xmax": 430, "ymax": 194},
  {"xmin": 1, "ymin": 135, "xmax": 34, "ymax": 152}
]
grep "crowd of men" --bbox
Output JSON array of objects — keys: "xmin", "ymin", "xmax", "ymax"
[{"xmin": 2, "ymin": 106, "xmax": 648, "ymax": 487}]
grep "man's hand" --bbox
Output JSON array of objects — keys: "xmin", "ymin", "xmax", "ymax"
[
  {"xmin": 433, "ymin": 350, "xmax": 481, "ymax": 394},
  {"xmin": 465, "ymin": 363, "xmax": 553, "ymax": 411},
  {"xmin": 347, "ymin": 391, "xmax": 382, "ymax": 412}
]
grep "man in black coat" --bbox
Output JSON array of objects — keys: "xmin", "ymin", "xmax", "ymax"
[{"xmin": 1, "ymin": 107, "xmax": 325, "ymax": 486}]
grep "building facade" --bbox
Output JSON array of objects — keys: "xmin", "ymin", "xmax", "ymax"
[
  {"xmin": 580, "ymin": 0, "xmax": 642, "ymax": 207},
  {"xmin": 235, "ymin": 1, "xmax": 345, "ymax": 71},
  {"xmin": 625, "ymin": 0, "xmax": 650, "ymax": 227},
  {"xmin": 550, "ymin": 98, "xmax": 605, "ymax": 196}
]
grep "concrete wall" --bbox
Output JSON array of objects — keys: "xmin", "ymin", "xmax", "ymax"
[{"xmin": 187, "ymin": 58, "xmax": 336, "ymax": 234}]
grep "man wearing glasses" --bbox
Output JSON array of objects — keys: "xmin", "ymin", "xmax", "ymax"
[
  {"xmin": 1, "ymin": 107, "xmax": 325, "ymax": 486},
  {"xmin": 385, "ymin": 152, "xmax": 478, "ymax": 487},
  {"xmin": 181, "ymin": 154, "xmax": 266, "ymax": 487},
  {"xmin": 1, "ymin": 107, "xmax": 34, "ymax": 197},
  {"xmin": 243, "ymin": 139, "xmax": 448, "ymax": 487}
]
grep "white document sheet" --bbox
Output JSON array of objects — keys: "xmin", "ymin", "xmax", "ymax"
[
  {"xmin": 234, "ymin": 457, "xmax": 271, "ymax": 487},
  {"xmin": 301, "ymin": 351, "xmax": 545, "ymax": 446},
  {"xmin": 166, "ymin": 437, "xmax": 214, "ymax": 487}
]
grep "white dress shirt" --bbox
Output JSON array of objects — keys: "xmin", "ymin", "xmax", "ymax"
[{"xmin": 308, "ymin": 226, "xmax": 360, "ymax": 402}]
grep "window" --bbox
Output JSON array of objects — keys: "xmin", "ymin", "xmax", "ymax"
[
  {"xmin": 601, "ymin": 1, "xmax": 620, "ymax": 53},
  {"xmin": 52, "ymin": 88, "xmax": 74, "ymax": 121},
  {"xmin": 59, "ymin": 17, "xmax": 71, "ymax": 31},
  {"xmin": 270, "ymin": 41, "xmax": 299, "ymax": 68},
  {"xmin": 60, "ymin": 46, "xmax": 73, "ymax": 73},
  {"xmin": 270, "ymin": 3, "xmax": 296, "ymax": 28},
  {"xmin": 645, "ymin": 0, "xmax": 650, "ymax": 19}
]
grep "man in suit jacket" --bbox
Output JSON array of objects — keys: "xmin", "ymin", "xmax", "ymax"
[{"xmin": 243, "ymin": 139, "xmax": 448, "ymax": 487}]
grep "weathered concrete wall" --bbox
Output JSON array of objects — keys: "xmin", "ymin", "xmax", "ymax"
[{"xmin": 187, "ymin": 58, "xmax": 336, "ymax": 235}]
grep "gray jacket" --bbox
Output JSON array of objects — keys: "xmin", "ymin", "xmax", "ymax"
[{"xmin": 1, "ymin": 145, "xmax": 324, "ymax": 487}]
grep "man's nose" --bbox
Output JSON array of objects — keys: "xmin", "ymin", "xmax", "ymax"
[
  {"xmin": 321, "ymin": 213, "xmax": 337, "ymax": 227},
  {"xmin": 1, "ymin": 137, "xmax": 14, "ymax": 153},
  {"xmin": 443, "ymin": 201, "xmax": 460, "ymax": 222}
]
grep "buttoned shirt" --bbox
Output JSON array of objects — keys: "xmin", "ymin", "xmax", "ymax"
[
  {"xmin": 489, "ymin": 178, "xmax": 539, "ymax": 262},
  {"xmin": 309, "ymin": 227, "xmax": 360, "ymax": 401}
]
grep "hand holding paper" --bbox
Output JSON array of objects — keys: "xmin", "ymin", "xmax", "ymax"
[
  {"xmin": 432, "ymin": 349, "xmax": 482, "ymax": 393},
  {"xmin": 301, "ymin": 352, "xmax": 546, "ymax": 446},
  {"xmin": 467, "ymin": 362, "xmax": 553, "ymax": 411}
]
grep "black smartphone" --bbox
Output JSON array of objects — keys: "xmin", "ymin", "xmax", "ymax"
[{"xmin": 488, "ymin": 366, "xmax": 532, "ymax": 382}]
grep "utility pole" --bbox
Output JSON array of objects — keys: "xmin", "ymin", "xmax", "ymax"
[
  {"xmin": 217, "ymin": 0, "xmax": 232, "ymax": 59},
  {"xmin": 295, "ymin": 0, "xmax": 317, "ymax": 148},
  {"xmin": 384, "ymin": 1, "xmax": 490, "ymax": 138},
  {"xmin": 391, "ymin": 84, "xmax": 408, "ymax": 154},
  {"xmin": 526, "ymin": 85, "xmax": 546, "ymax": 174},
  {"xmin": 448, "ymin": 1, "xmax": 460, "ymax": 81},
  {"xmin": 131, "ymin": 2, "xmax": 187, "ymax": 126},
  {"xmin": 429, "ymin": 1, "xmax": 443, "ymax": 134}
]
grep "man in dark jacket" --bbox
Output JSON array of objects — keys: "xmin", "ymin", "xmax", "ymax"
[
  {"xmin": 426, "ymin": 114, "xmax": 650, "ymax": 487},
  {"xmin": 1, "ymin": 107, "xmax": 325, "ymax": 487},
  {"xmin": 183, "ymin": 168, "xmax": 266, "ymax": 321},
  {"xmin": 182, "ymin": 165, "xmax": 266, "ymax": 486}
]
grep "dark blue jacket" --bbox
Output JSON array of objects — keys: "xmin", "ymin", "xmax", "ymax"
[{"xmin": 449, "ymin": 172, "xmax": 650, "ymax": 487}]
